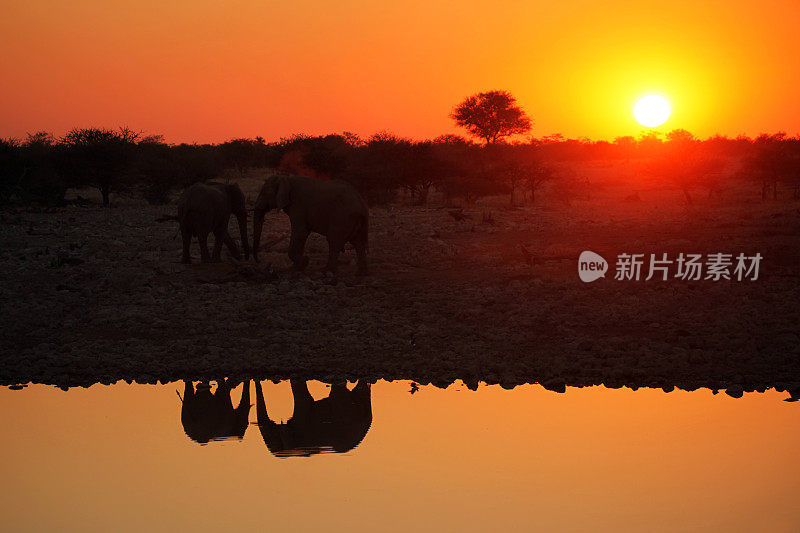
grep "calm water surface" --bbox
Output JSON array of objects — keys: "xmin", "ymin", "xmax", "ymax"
[{"xmin": 1, "ymin": 380, "xmax": 798, "ymax": 532}]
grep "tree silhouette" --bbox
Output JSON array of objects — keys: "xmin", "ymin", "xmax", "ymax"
[
  {"xmin": 743, "ymin": 133, "xmax": 796, "ymax": 200},
  {"xmin": 220, "ymin": 138, "xmax": 265, "ymax": 178},
  {"xmin": 451, "ymin": 90, "xmax": 532, "ymax": 144},
  {"xmin": 0, "ymin": 138, "xmax": 23, "ymax": 205},
  {"xmin": 649, "ymin": 131, "xmax": 724, "ymax": 204},
  {"xmin": 59, "ymin": 127, "xmax": 139, "ymax": 206}
]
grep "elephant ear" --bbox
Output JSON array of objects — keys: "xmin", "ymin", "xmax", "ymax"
[{"xmin": 276, "ymin": 176, "xmax": 291, "ymax": 210}]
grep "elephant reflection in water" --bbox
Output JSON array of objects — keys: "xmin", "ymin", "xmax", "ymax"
[
  {"xmin": 180, "ymin": 379, "xmax": 251, "ymax": 444},
  {"xmin": 255, "ymin": 379, "xmax": 372, "ymax": 457}
]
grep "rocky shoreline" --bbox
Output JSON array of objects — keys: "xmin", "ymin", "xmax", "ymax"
[{"xmin": 2, "ymin": 196, "xmax": 799, "ymax": 394}]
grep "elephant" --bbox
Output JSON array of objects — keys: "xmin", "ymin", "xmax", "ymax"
[
  {"xmin": 176, "ymin": 181, "xmax": 249, "ymax": 263},
  {"xmin": 252, "ymin": 175, "xmax": 368, "ymax": 275},
  {"xmin": 255, "ymin": 379, "xmax": 372, "ymax": 457},
  {"xmin": 180, "ymin": 379, "xmax": 251, "ymax": 444}
]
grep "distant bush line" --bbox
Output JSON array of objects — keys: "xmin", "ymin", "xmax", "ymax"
[{"xmin": 1, "ymin": 128, "xmax": 799, "ymax": 207}]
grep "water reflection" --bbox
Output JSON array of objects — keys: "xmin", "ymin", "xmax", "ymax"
[
  {"xmin": 256, "ymin": 380, "xmax": 372, "ymax": 457},
  {"xmin": 2, "ymin": 380, "xmax": 799, "ymax": 531},
  {"xmin": 180, "ymin": 379, "xmax": 252, "ymax": 444},
  {"xmin": 178, "ymin": 379, "xmax": 373, "ymax": 456}
]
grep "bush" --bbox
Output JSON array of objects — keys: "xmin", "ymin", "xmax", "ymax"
[
  {"xmin": 272, "ymin": 133, "xmax": 359, "ymax": 179},
  {"xmin": 11, "ymin": 133, "xmax": 67, "ymax": 206},
  {"xmin": 171, "ymin": 144, "xmax": 225, "ymax": 187},
  {"xmin": 0, "ymin": 138, "xmax": 23, "ymax": 205}
]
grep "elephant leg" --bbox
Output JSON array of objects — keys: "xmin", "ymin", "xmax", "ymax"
[
  {"xmin": 211, "ymin": 231, "xmax": 223, "ymax": 262},
  {"xmin": 236, "ymin": 379, "xmax": 251, "ymax": 411},
  {"xmin": 232, "ymin": 379, "xmax": 252, "ymax": 437},
  {"xmin": 181, "ymin": 228, "xmax": 192, "ymax": 264},
  {"xmin": 255, "ymin": 380, "xmax": 267, "ymax": 422},
  {"xmin": 323, "ymin": 239, "xmax": 341, "ymax": 274},
  {"xmin": 183, "ymin": 380, "xmax": 195, "ymax": 401},
  {"xmin": 290, "ymin": 380, "xmax": 314, "ymax": 418},
  {"xmin": 198, "ymin": 232, "xmax": 211, "ymax": 262},
  {"xmin": 288, "ymin": 226, "xmax": 310, "ymax": 270},
  {"xmin": 354, "ymin": 241, "xmax": 368, "ymax": 276},
  {"xmin": 222, "ymin": 230, "xmax": 242, "ymax": 261}
]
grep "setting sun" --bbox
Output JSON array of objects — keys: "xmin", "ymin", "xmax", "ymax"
[{"xmin": 634, "ymin": 95, "xmax": 671, "ymax": 127}]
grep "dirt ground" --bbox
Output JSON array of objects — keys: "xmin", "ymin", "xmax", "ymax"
[{"xmin": 1, "ymin": 171, "xmax": 799, "ymax": 396}]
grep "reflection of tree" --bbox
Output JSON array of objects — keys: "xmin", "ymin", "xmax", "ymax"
[
  {"xmin": 180, "ymin": 379, "xmax": 251, "ymax": 444},
  {"xmin": 255, "ymin": 380, "xmax": 372, "ymax": 457}
]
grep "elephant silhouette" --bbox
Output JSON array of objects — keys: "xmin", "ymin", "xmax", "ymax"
[
  {"xmin": 255, "ymin": 379, "xmax": 372, "ymax": 457},
  {"xmin": 180, "ymin": 379, "xmax": 252, "ymax": 444}
]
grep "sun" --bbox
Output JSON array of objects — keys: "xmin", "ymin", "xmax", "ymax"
[{"xmin": 634, "ymin": 94, "xmax": 671, "ymax": 127}]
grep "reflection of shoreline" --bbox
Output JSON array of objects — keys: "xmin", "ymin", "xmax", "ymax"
[
  {"xmin": 7, "ymin": 374, "xmax": 799, "ymax": 403},
  {"xmin": 178, "ymin": 379, "xmax": 374, "ymax": 455}
]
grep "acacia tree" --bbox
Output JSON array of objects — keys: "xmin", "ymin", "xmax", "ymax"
[
  {"xmin": 59, "ymin": 127, "xmax": 139, "ymax": 206},
  {"xmin": 451, "ymin": 90, "xmax": 532, "ymax": 144}
]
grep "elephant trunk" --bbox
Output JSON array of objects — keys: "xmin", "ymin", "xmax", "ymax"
[
  {"xmin": 237, "ymin": 213, "xmax": 250, "ymax": 261},
  {"xmin": 252, "ymin": 208, "xmax": 266, "ymax": 263}
]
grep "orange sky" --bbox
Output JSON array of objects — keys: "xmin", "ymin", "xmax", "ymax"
[{"xmin": 2, "ymin": 0, "xmax": 800, "ymax": 143}]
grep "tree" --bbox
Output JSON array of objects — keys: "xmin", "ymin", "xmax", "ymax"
[
  {"xmin": 59, "ymin": 127, "xmax": 139, "ymax": 206},
  {"xmin": 171, "ymin": 143, "xmax": 225, "ymax": 187},
  {"xmin": 0, "ymin": 138, "xmax": 23, "ymax": 205},
  {"xmin": 742, "ymin": 133, "xmax": 797, "ymax": 200},
  {"xmin": 220, "ymin": 138, "xmax": 265, "ymax": 178},
  {"xmin": 648, "ymin": 134, "xmax": 723, "ymax": 204},
  {"xmin": 346, "ymin": 132, "xmax": 412, "ymax": 205},
  {"xmin": 666, "ymin": 128, "xmax": 695, "ymax": 144},
  {"xmin": 450, "ymin": 90, "xmax": 532, "ymax": 144},
  {"xmin": 429, "ymin": 135, "xmax": 480, "ymax": 205},
  {"xmin": 485, "ymin": 143, "xmax": 556, "ymax": 205},
  {"xmin": 274, "ymin": 134, "xmax": 359, "ymax": 179},
  {"xmin": 402, "ymin": 141, "xmax": 449, "ymax": 205},
  {"xmin": 134, "ymin": 135, "xmax": 180, "ymax": 205},
  {"xmin": 20, "ymin": 132, "xmax": 65, "ymax": 204}
]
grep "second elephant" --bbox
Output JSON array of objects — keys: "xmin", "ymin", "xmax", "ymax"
[{"xmin": 252, "ymin": 175, "xmax": 368, "ymax": 275}]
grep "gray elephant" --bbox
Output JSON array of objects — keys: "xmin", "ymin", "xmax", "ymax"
[
  {"xmin": 180, "ymin": 379, "xmax": 252, "ymax": 444},
  {"xmin": 255, "ymin": 379, "xmax": 372, "ymax": 457},
  {"xmin": 252, "ymin": 175, "xmax": 368, "ymax": 275},
  {"xmin": 176, "ymin": 181, "xmax": 249, "ymax": 263}
]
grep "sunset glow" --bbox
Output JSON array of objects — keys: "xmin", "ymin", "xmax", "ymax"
[{"xmin": 2, "ymin": 1, "xmax": 800, "ymax": 141}]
